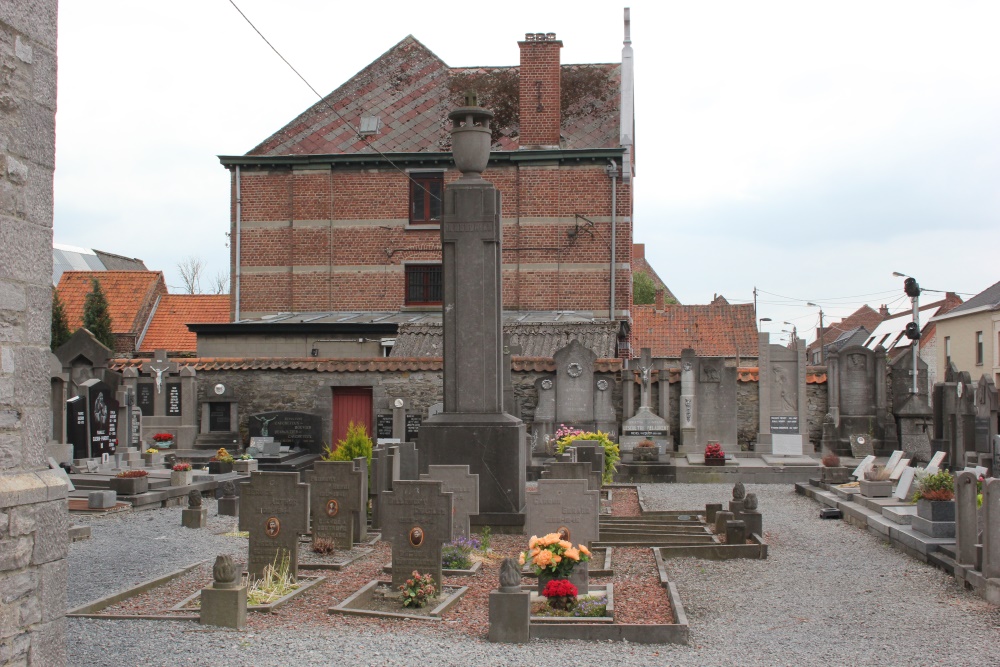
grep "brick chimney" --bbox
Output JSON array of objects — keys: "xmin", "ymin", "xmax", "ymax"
[
  {"xmin": 655, "ymin": 288, "xmax": 665, "ymax": 312},
  {"xmin": 879, "ymin": 304, "xmax": 890, "ymax": 317},
  {"xmin": 518, "ymin": 32, "xmax": 563, "ymax": 148},
  {"xmin": 633, "ymin": 243, "xmax": 645, "ymax": 260}
]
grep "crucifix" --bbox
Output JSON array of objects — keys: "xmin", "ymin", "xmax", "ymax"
[
  {"xmin": 141, "ymin": 349, "xmax": 177, "ymax": 395},
  {"xmin": 254, "ymin": 414, "xmax": 278, "ymax": 437},
  {"xmin": 637, "ymin": 347, "xmax": 653, "ymax": 408}
]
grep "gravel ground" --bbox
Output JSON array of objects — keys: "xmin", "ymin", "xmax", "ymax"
[{"xmin": 67, "ymin": 485, "xmax": 1000, "ymax": 666}]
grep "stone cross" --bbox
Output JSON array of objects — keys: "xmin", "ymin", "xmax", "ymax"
[
  {"xmin": 305, "ymin": 461, "xmax": 365, "ymax": 549},
  {"xmin": 420, "ymin": 465, "xmax": 479, "ymax": 538},
  {"xmin": 141, "ymin": 349, "xmax": 177, "ymax": 395},
  {"xmin": 239, "ymin": 472, "xmax": 310, "ymax": 582},
  {"xmin": 381, "ymin": 480, "xmax": 453, "ymax": 589}
]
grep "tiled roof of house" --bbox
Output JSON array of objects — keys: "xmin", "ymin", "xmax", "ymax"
[
  {"xmin": 56, "ymin": 271, "xmax": 166, "ymax": 334},
  {"xmin": 631, "ymin": 302, "xmax": 759, "ymax": 358},
  {"xmin": 390, "ymin": 321, "xmax": 620, "ymax": 358},
  {"xmin": 807, "ymin": 305, "xmax": 885, "ymax": 355},
  {"xmin": 140, "ymin": 295, "xmax": 230, "ymax": 354},
  {"xmin": 248, "ymin": 35, "xmax": 621, "ymax": 156},
  {"xmin": 632, "ymin": 243, "xmax": 678, "ymax": 304}
]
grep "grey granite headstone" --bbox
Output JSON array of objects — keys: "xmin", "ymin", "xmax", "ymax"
[
  {"xmin": 543, "ymin": 461, "xmax": 596, "ymax": 491},
  {"xmin": 370, "ymin": 447, "xmax": 388, "ymax": 529},
  {"xmin": 725, "ymin": 520, "xmax": 747, "ymax": 545},
  {"xmin": 525, "ymin": 479, "xmax": 599, "ymax": 594},
  {"xmin": 381, "ymin": 480, "xmax": 453, "ymax": 589},
  {"xmin": 352, "ymin": 456, "xmax": 369, "ymax": 541},
  {"xmin": 955, "ymin": 471, "xmax": 978, "ymax": 567},
  {"xmin": 239, "ymin": 472, "xmax": 310, "ymax": 582},
  {"xmin": 757, "ymin": 333, "xmax": 808, "ymax": 456},
  {"xmin": 420, "ymin": 465, "xmax": 479, "ymax": 538},
  {"xmin": 305, "ymin": 461, "xmax": 365, "ymax": 549},
  {"xmin": 553, "ymin": 340, "xmax": 596, "ymax": 426},
  {"xmin": 984, "ymin": 479, "xmax": 1000, "ymax": 579},
  {"xmin": 572, "ymin": 444, "xmax": 605, "ymax": 490},
  {"xmin": 395, "ymin": 442, "xmax": 419, "ymax": 480}
]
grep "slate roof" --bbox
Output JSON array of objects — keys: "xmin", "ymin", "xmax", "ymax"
[
  {"xmin": 140, "ymin": 295, "xmax": 230, "ymax": 354},
  {"xmin": 248, "ymin": 35, "xmax": 621, "ymax": 156},
  {"xmin": 631, "ymin": 302, "xmax": 759, "ymax": 358},
  {"xmin": 390, "ymin": 320, "xmax": 621, "ymax": 359},
  {"xmin": 807, "ymin": 305, "xmax": 885, "ymax": 356},
  {"xmin": 92, "ymin": 250, "xmax": 147, "ymax": 272},
  {"xmin": 56, "ymin": 271, "xmax": 166, "ymax": 334},
  {"xmin": 934, "ymin": 279, "xmax": 1000, "ymax": 318}
]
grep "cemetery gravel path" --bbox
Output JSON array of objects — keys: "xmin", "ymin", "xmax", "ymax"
[{"xmin": 66, "ymin": 486, "xmax": 1000, "ymax": 667}]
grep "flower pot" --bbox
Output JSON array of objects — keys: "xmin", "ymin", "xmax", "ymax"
[
  {"xmin": 917, "ymin": 498, "xmax": 955, "ymax": 522},
  {"xmin": 208, "ymin": 461, "xmax": 233, "ymax": 475},
  {"xmin": 170, "ymin": 470, "xmax": 193, "ymax": 487},
  {"xmin": 705, "ymin": 457, "xmax": 726, "ymax": 467},
  {"xmin": 822, "ymin": 466, "xmax": 850, "ymax": 484},
  {"xmin": 110, "ymin": 476, "xmax": 148, "ymax": 496},
  {"xmin": 859, "ymin": 479, "xmax": 893, "ymax": 498},
  {"xmin": 154, "ymin": 440, "xmax": 174, "ymax": 449},
  {"xmin": 142, "ymin": 453, "xmax": 164, "ymax": 467},
  {"xmin": 537, "ymin": 568, "xmax": 587, "ymax": 595},
  {"xmin": 233, "ymin": 460, "xmax": 257, "ymax": 474}
]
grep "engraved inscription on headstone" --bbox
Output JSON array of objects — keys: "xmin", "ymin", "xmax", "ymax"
[
  {"xmin": 137, "ymin": 383, "xmax": 154, "ymax": 416},
  {"xmin": 376, "ymin": 414, "xmax": 393, "ymax": 439},
  {"xmin": 166, "ymin": 383, "xmax": 182, "ymax": 416},
  {"xmin": 405, "ymin": 414, "xmax": 421, "ymax": 442},
  {"xmin": 239, "ymin": 472, "xmax": 310, "ymax": 581},
  {"xmin": 769, "ymin": 416, "xmax": 799, "ymax": 434},
  {"xmin": 305, "ymin": 461, "xmax": 365, "ymax": 549}
]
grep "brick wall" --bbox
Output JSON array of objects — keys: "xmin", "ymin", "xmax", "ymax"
[
  {"xmin": 232, "ymin": 161, "xmax": 633, "ymax": 318},
  {"xmin": 518, "ymin": 35, "xmax": 562, "ymax": 147},
  {"xmin": 0, "ymin": 3, "xmax": 69, "ymax": 665}
]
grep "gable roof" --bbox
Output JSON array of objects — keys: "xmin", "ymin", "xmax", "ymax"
[
  {"xmin": 932, "ymin": 279, "xmax": 1000, "ymax": 321},
  {"xmin": 248, "ymin": 35, "xmax": 621, "ymax": 157},
  {"xmin": 139, "ymin": 295, "xmax": 231, "ymax": 354},
  {"xmin": 632, "ymin": 302, "xmax": 758, "ymax": 358},
  {"xmin": 807, "ymin": 304, "xmax": 885, "ymax": 355},
  {"xmin": 56, "ymin": 271, "xmax": 166, "ymax": 334}
]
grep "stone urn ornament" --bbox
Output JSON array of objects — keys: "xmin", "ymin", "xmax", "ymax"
[
  {"xmin": 448, "ymin": 92, "xmax": 494, "ymax": 181},
  {"xmin": 212, "ymin": 555, "xmax": 240, "ymax": 590}
]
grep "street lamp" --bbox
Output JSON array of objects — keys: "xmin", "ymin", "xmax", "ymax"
[
  {"xmin": 893, "ymin": 271, "xmax": 922, "ymax": 395},
  {"xmin": 807, "ymin": 302, "xmax": 825, "ymax": 364},
  {"xmin": 759, "ymin": 317, "xmax": 772, "ymax": 331},
  {"xmin": 783, "ymin": 321, "xmax": 797, "ymax": 341}
]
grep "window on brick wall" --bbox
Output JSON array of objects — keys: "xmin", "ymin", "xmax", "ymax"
[
  {"xmin": 405, "ymin": 264, "xmax": 443, "ymax": 305},
  {"xmin": 409, "ymin": 173, "xmax": 443, "ymax": 224}
]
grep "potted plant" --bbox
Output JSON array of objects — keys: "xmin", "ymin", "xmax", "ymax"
[
  {"xmin": 208, "ymin": 447, "xmax": 234, "ymax": 475},
  {"xmin": 110, "ymin": 469, "xmax": 149, "ymax": 495},
  {"xmin": 820, "ymin": 452, "xmax": 850, "ymax": 484},
  {"xmin": 152, "ymin": 432, "xmax": 175, "ymax": 448},
  {"xmin": 554, "ymin": 428, "xmax": 619, "ymax": 484},
  {"xmin": 170, "ymin": 462, "xmax": 194, "ymax": 486},
  {"xmin": 704, "ymin": 442, "xmax": 726, "ymax": 466},
  {"xmin": 141, "ymin": 447, "xmax": 163, "ymax": 467},
  {"xmin": 913, "ymin": 469, "xmax": 955, "ymax": 522},
  {"xmin": 399, "ymin": 571, "xmax": 437, "ymax": 609},
  {"xmin": 233, "ymin": 452, "xmax": 257, "ymax": 474},
  {"xmin": 859, "ymin": 464, "xmax": 893, "ymax": 498},
  {"xmin": 632, "ymin": 438, "xmax": 659, "ymax": 462},
  {"xmin": 519, "ymin": 532, "xmax": 591, "ymax": 594}
]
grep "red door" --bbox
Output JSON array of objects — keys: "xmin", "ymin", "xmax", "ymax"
[{"xmin": 331, "ymin": 387, "xmax": 373, "ymax": 448}]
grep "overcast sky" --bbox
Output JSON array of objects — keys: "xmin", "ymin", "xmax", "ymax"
[{"xmin": 54, "ymin": 1, "xmax": 1000, "ymax": 343}]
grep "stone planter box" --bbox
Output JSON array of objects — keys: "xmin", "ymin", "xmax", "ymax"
[
  {"xmin": 704, "ymin": 458, "xmax": 726, "ymax": 467},
  {"xmin": 208, "ymin": 461, "xmax": 233, "ymax": 475},
  {"xmin": 170, "ymin": 470, "xmax": 194, "ymax": 486},
  {"xmin": 142, "ymin": 453, "xmax": 165, "ymax": 467},
  {"xmin": 110, "ymin": 476, "xmax": 148, "ymax": 496},
  {"xmin": 859, "ymin": 479, "xmax": 893, "ymax": 498},
  {"xmin": 632, "ymin": 447, "xmax": 659, "ymax": 462},
  {"xmin": 233, "ymin": 460, "xmax": 257, "ymax": 474},
  {"xmin": 917, "ymin": 498, "xmax": 956, "ymax": 522},
  {"xmin": 821, "ymin": 466, "xmax": 851, "ymax": 484}
]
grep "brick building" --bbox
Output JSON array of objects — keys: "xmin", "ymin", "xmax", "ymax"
[{"xmin": 220, "ymin": 30, "xmax": 635, "ymax": 326}]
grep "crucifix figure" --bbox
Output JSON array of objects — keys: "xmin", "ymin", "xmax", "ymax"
[
  {"xmin": 254, "ymin": 414, "xmax": 278, "ymax": 437},
  {"xmin": 637, "ymin": 348, "xmax": 654, "ymax": 408},
  {"xmin": 141, "ymin": 349, "xmax": 177, "ymax": 395}
]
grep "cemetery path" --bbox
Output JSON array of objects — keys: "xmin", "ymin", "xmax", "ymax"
[{"xmin": 67, "ymin": 487, "xmax": 1000, "ymax": 666}]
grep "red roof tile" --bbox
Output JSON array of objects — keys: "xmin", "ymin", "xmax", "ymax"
[
  {"xmin": 807, "ymin": 305, "xmax": 885, "ymax": 355},
  {"xmin": 632, "ymin": 302, "xmax": 758, "ymax": 358},
  {"xmin": 56, "ymin": 271, "xmax": 166, "ymax": 334},
  {"xmin": 139, "ymin": 295, "xmax": 230, "ymax": 354}
]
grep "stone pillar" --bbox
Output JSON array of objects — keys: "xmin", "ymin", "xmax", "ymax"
[
  {"xmin": 983, "ymin": 479, "xmax": 1000, "ymax": 579},
  {"xmin": 955, "ymin": 471, "xmax": 978, "ymax": 567},
  {"xmin": 0, "ymin": 5, "xmax": 68, "ymax": 664},
  {"xmin": 622, "ymin": 362, "xmax": 635, "ymax": 421},
  {"xmin": 655, "ymin": 361, "xmax": 671, "ymax": 442},
  {"xmin": 392, "ymin": 398, "xmax": 407, "ymax": 441},
  {"xmin": 680, "ymin": 349, "xmax": 697, "ymax": 449}
]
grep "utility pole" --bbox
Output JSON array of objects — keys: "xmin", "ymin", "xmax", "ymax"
[{"xmin": 807, "ymin": 302, "xmax": 825, "ymax": 364}]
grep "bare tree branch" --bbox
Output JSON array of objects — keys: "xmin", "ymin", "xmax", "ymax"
[
  {"xmin": 209, "ymin": 271, "xmax": 229, "ymax": 295},
  {"xmin": 177, "ymin": 256, "xmax": 205, "ymax": 294}
]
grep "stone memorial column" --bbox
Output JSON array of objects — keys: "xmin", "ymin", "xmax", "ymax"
[
  {"xmin": 680, "ymin": 349, "xmax": 697, "ymax": 451},
  {"xmin": 419, "ymin": 98, "xmax": 526, "ymax": 523}
]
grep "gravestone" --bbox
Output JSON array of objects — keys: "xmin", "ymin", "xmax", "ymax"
[
  {"xmin": 553, "ymin": 340, "xmax": 598, "ymax": 431},
  {"xmin": 381, "ymin": 480, "xmax": 453, "ymax": 589},
  {"xmin": 54, "ymin": 327, "xmax": 116, "ymax": 400},
  {"xmin": 239, "ymin": 472, "xmax": 310, "ymax": 582},
  {"xmin": 376, "ymin": 413, "xmax": 393, "ymax": 440},
  {"xmin": 249, "ymin": 411, "xmax": 323, "ymax": 451},
  {"xmin": 621, "ymin": 348, "xmax": 669, "ymax": 454},
  {"xmin": 825, "ymin": 346, "xmax": 888, "ymax": 456},
  {"xmin": 395, "ymin": 442, "xmax": 419, "ymax": 480},
  {"xmin": 370, "ymin": 447, "xmax": 388, "ymax": 529},
  {"xmin": 420, "ymin": 465, "xmax": 479, "ymax": 538},
  {"xmin": 531, "ymin": 376, "xmax": 556, "ymax": 449},
  {"xmin": 66, "ymin": 396, "xmax": 88, "ymax": 461},
  {"xmin": 725, "ymin": 520, "xmax": 747, "ymax": 545},
  {"xmin": 851, "ymin": 455, "xmax": 876, "ymax": 480},
  {"xmin": 543, "ymin": 461, "xmax": 596, "ymax": 492},
  {"xmin": 925, "ymin": 451, "xmax": 946, "ymax": 475},
  {"xmin": 955, "ymin": 471, "xmax": 978, "ymax": 567},
  {"xmin": 305, "ymin": 461, "xmax": 365, "ymax": 549},
  {"xmin": 572, "ymin": 444, "xmax": 605, "ymax": 490},
  {"xmin": 126, "ymin": 350, "xmax": 197, "ymax": 448},
  {"xmin": 884, "ymin": 451, "xmax": 904, "ymax": 476},
  {"xmin": 79, "ymin": 379, "xmax": 118, "ymax": 459},
  {"xmin": 974, "ymin": 375, "xmax": 998, "ymax": 471},
  {"xmin": 405, "ymin": 415, "xmax": 421, "ymax": 442},
  {"xmin": 525, "ymin": 479, "xmax": 599, "ymax": 594},
  {"xmin": 983, "ymin": 478, "xmax": 1000, "ymax": 579},
  {"xmin": 893, "ymin": 467, "xmax": 916, "ymax": 501},
  {"xmin": 889, "ymin": 458, "xmax": 911, "ymax": 481},
  {"xmin": 352, "ymin": 456, "xmax": 369, "ymax": 541},
  {"xmin": 757, "ymin": 333, "xmax": 809, "ymax": 455},
  {"xmin": 391, "ymin": 398, "xmax": 407, "ymax": 441},
  {"xmin": 679, "ymin": 349, "xmax": 738, "ymax": 453}
]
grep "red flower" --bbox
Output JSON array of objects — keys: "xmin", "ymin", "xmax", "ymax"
[{"xmin": 542, "ymin": 579, "xmax": 578, "ymax": 599}]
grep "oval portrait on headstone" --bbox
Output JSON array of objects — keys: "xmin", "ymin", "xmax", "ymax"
[
  {"xmin": 409, "ymin": 526, "xmax": 424, "ymax": 548},
  {"xmin": 326, "ymin": 499, "xmax": 339, "ymax": 517},
  {"xmin": 265, "ymin": 517, "xmax": 280, "ymax": 538},
  {"xmin": 557, "ymin": 526, "xmax": 571, "ymax": 541}
]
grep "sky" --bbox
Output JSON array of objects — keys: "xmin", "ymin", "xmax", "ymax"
[{"xmin": 54, "ymin": 1, "xmax": 1000, "ymax": 344}]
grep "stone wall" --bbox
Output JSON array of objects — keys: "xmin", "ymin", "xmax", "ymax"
[{"xmin": 0, "ymin": 3, "xmax": 68, "ymax": 665}]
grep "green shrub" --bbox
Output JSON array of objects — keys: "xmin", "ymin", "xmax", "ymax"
[
  {"xmin": 555, "ymin": 430, "xmax": 620, "ymax": 485},
  {"xmin": 913, "ymin": 469, "xmax": 954, "ymax": 502},
  {"xmin": 322, "ymin": 421, "xmax": 373, "ymax": 471}
]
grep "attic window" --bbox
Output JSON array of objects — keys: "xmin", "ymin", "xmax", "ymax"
[{"xmin": 359, "ymin": 115, "xmax": 382, "ymax": 136}]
